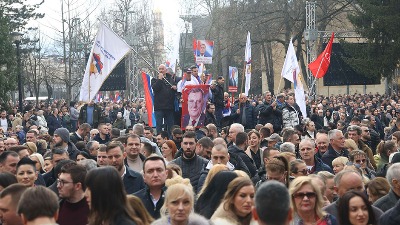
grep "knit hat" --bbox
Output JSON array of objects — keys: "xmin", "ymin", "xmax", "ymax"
[{"xmin": 54, "ymin": 128, "xmax": 70, "ymax": 143}]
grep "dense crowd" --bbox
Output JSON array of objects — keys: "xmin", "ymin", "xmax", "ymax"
[{"xmin": 1, "ymin": 64, "xmax": 400, "ymax": 225}]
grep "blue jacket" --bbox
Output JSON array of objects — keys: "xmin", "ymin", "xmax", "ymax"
[
  {"xmin": 322, "ymin": 144, "xmax": 349, "ymax": 169},
  {"xmin": 47, "ymin": 114, "xmax": 62, "ymax": 135},
  {"xmin": 123, "ymin": 166, "xmax": 145, "ymax": 194},
  {"xmin": 313, "ymin": 156, "xmax": 334, "ymax": 174}
]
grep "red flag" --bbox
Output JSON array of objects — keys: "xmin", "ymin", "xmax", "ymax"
[{"xmin": 308, "ymin": 32, "xmax": 334, "ymax": 78}]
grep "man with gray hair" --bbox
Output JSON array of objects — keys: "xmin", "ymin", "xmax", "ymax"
[
  {"xmin": 280, "ymin": 142, "xmax": 295, "ymax": 153},
  {"xmin": 373, "ymin": 163, "xmax": 400, "ymax": 212},
  {"xmin": 227, "ymin": 123, "xmax": 244, "ymax": 147},
  {"xmin": 322, "ymin": 129, "xmax": 349, "ymax": 169},
  {"xmin": 253, "ymin": 181, "xmax": 292, "ymax": 225}
]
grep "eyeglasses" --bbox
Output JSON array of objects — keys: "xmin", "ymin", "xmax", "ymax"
[
  {"xmin": 362, "ymin": 130, "xmax": 370, "ymax": 132},
  {"xmin": 292, "ymin": 192, "xmax": 317, "ymax": 199},
  {"xmin": 57, "ymin": 178, "xmax": 74, "ymax": 186}
]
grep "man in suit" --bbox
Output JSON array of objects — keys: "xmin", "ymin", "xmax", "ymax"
[
  {"xmin": 198, "ymin": 42, "xmax": 212, "ymax": 57},
  {"xmin": 182, "ymin": 88, "xmax": 206, "ymax": 128},
  {"xmin": 229, "ymin": 68, "xmax": 237, "ymax": 87}
]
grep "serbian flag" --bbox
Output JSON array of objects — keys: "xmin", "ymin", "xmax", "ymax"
[
  {"xmin": 193, "ymin": 38, "xmax": 197, "ymax": 59},
  {"xmin": 308, "ymin": 32, "xmax": 334, "ymax": 78},
  {"xmin": 141, "ymin": 72, "xmax": 156, "ymax": 127}
]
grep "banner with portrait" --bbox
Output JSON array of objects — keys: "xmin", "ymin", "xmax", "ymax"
[
  {"xmin": 194, "ymin": 40, "xmax": 214, "ymax": 64},
  {"xmin": 228, "ymin": 66, "xmax": 238, "ymax": 92},
  {"xmin": 181, "ymin": 85, "xmax": 210, "ymax": 129}
]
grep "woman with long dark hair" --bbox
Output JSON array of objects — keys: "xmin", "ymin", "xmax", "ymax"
[
  {"xmin": 338, "ymin": 191, "xmax": 376, "ymax": 225},
  {"xmin": 85, "ymin": 167, "xmax": 143, "ymax": 225}
]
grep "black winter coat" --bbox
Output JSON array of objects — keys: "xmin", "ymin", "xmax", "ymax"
[
  {"xmin": 257, "ymin": 101, "xmax": 282, "ymax": 133},
  {"xmin": 151, "ymin": 73, "xmax": 176, "ymax": 111},
  {"xmin": 171, "ymin": 155, "xmax": 208, "ymax": 192}
]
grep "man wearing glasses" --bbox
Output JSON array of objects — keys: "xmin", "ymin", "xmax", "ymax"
[
  {"xmin": 57, "ymin": 163, "xmax": 89, "ymax": 225},
  {"xmin": 299, "ymin": 139, "xmax": 332, "ymax": 174},
  {"xmin": 346, "ymin": 125, "xmax": 376, "ymax": 170}
]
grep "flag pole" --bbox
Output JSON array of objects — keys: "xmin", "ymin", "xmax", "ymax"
[
  {"xmin": 238, "ymin": 61, "xmax": 246, "ymax": 109},
  {"xmin": 309, "ymin": 57, "xmax": 325, "ymax": 95}
]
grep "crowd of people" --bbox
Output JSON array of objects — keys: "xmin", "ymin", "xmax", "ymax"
[{"xmin": 1, "ymin": 64, "xmax": 400, "ymax": 225}]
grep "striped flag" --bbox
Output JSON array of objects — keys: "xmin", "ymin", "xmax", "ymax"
[{"xmin": 141, "ymin": 72, "xmax": 156, "ymax": 127}]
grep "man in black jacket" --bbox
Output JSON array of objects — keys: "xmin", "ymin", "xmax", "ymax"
[
  {"xmin": 228, "ymin": 131, "xmax": 257, "ymax": 178},
  {"xmin": 151, "ymin": 64, "xmax": 177, "ymax": 135},
  {"xmin": 257, "ymin": 91, "xmax": 282, "ymax": 134},
  {"xmin": 133, "ymin": 155, "xmax": 167, "ymax": 219},
  {"xmin": 210, "ymin": 76, "xmax": 225, "ymax": 127},
  {"xmin": 231, "ymin": 93, "xmax": 257, "ymax": 130},
  {"xmin": 171, "ymin": 131, "xmax": 208, "ymax": 192}
]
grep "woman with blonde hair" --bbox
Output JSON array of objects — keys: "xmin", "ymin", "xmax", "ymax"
[
  {"xmin": 289, "ymin": 176, "xmax": 338, "ymax": 225},
  {"xmin": 332, "ymin": 156, "xmax": 349, "ymax": 174},
  {"xmin": 211, "ymin": 177, "xmax": 256, "ymax": 225},
  {"xmin": 152, "ymin": 180, "xmax": 210, "ymax": 225},
  {"xmin": 29, "ymin": 153, "xmax": 45, "ymax": 174},
  {"xmin": 344, "ymin": 139, "xmax": 358, "ymax": 152}
]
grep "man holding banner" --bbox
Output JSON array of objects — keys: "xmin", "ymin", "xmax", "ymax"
[
  {"xmin": 151, "ymin": 64, "xmax": 177, "ymax": 135},
  {"xmin": 210, "ymin": 76, "xmax": 225, "ymax": 127}
]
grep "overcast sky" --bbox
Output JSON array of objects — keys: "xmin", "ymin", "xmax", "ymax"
[{"xmin": 30, "ymin": 0, "xmax": 181, "ymax": 61}]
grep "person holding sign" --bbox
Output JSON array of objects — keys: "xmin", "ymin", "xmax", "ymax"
[{"xmin": 182, "ymin": 88, "xmax": 206, "ymax": 128}]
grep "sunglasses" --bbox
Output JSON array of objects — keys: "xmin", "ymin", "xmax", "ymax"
[
  {"xmin": 297, "ymin": 169, "xmax": 308, "ymax": 175},
  {"xmin": 292, "ymin": 192, "xmax": 317, "ymax": 199},
  {"xmin": 355, "ymin": 159, "xmax": 366, "ymax": 164}
]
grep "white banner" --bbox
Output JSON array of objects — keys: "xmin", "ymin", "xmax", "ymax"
[
  {"xmin": 244, "ymin": 32, "xmax": 251, "ymax": 96},
  {"xmin": 281, "ymin": 39, "xmax": 307, "ymax": 118},
  {"xmin": 79, "ymin": 21, "xmax": 131, "ymax": 102}
]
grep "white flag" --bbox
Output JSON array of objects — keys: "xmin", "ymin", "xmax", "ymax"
[
  {"xmin": 244, "ymin": 32, "xmax": 251, "ymax": 96},
  {"xmin": 79, "ymin": 21, "xmax": 131, "ymax": 102},
  {"xmin": 281, "ymin": 39, "xmax": 307, "ymax": 118},
  {"xmin": 281, "ymin": 39, "xmax": 299, "ymax": 83}
]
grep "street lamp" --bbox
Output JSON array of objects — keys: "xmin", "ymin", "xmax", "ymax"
[{"xmin": 11, "ymin": 32, "xmax": 23, "ymax": 113}]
